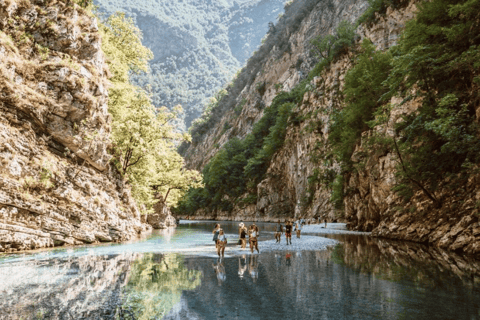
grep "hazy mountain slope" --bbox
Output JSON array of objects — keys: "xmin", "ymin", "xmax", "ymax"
[{"xmin": 94, "ymin": 0, "xmax": 286, "ymax": 128}]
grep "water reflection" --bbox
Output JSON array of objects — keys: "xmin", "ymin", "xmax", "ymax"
[
  {"xmin": 328, "ymin": 235, "xmax": 480, "ymax": 290},
  {"xmin": 248, "ymin": 255, "xmax": 259, "ymax": 282},
  {"xmin": 0, "ymin": 252, "xmax": 201, "ymax": 320},
  {"xmin": 238, "ymin": 255, "xmax": 248, "ymax": 279},
  {"xmin": 121, "ymin": 253, "xmax": 202, "ymax": 319},
  {"xmin": 1, "ymin": 222, "xmax": 480, "ymax": 319},
  {"xmin": 213, "ymin": 258, "xmax": 226, "ymax": 285}
]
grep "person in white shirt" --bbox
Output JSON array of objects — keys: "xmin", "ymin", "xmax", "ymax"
[
  {"xmin": 248, "ymin": 223, "xmax": 260, "ymax": 254},
  {"xmin": 296, "ymin": 220, "xmax": 302, "ymax": 238}
]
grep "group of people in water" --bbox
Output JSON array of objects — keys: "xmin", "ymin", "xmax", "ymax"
[{"xmin": 212, "ymin": 220, "xmax": 306, "ymax": 257}]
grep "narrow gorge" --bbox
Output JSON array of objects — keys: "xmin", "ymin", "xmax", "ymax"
[{"xmin": 178, "ymin": 0, "xmax": 480, "ymax": 257}]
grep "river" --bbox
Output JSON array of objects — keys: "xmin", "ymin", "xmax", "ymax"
[{"xmin": 0, "ymin": 221, "xmax": 479, "ymax": 319}]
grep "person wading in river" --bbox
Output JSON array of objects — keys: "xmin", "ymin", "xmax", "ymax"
[
  {"xmin": 285, "ymin": 221, "xmax": 293, "ymax": 245},
  {"xmin": 296, "ymin": 220, "xmax": 302, "ymax": 239},
  {"xmin": 217, "ymin": 229, "xmax": 227, "ymax": 258},
  {"xmin": 212, "ymin": 223, "xmax": 220, "ymax": 249},
  {"xmin": 275, "ymin": 220, "xmax": 283, "ymax": 243},
  {"xmin": 249, "ymin": 223, "xmax": 260, "ymax": 253},
  {"xmin": 239, "ymin": 223, "xmax": 247, "ymax": 249}
]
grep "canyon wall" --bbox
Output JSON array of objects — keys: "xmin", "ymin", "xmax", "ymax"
[
  {"xmin": 0, "ymin": 0, "xmax": 151, "ymax": 253},
  {"xmin": 182, "ymin": 0, "xmax": 480, "ymax": 257}
]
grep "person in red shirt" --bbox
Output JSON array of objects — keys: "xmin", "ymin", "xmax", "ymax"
[{"xmin": 285, "ymin": 221, "xmax": 293, "ymax": 245}]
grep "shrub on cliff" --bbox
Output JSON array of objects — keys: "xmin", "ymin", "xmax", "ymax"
[
  {"xmin": 383, "ymin": 0, "xmax": 480, "ymax": 204},
  {"xmin": 329, "ymin": 0, "xmax": 480, "ymax": 206},
  {"xmin": 329, "ymin": 39, "xmax": 393, "ymax": 168},
  {"xmin": 174, "ymin": 84, "xmax": 305, "ymax": 214}
]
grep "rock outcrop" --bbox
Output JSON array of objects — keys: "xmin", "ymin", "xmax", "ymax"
[
  {"xmin": 147, "ymin": 195, "xmax": 177, "ymax": 229},
  {"xmin": 0, "ymin": 0, "xmax": 150, "ymax": 253}
]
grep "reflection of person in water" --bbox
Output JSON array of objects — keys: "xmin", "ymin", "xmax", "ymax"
[
  {"xmin": 213, "ymin": 258, "xmax": 226, "ymax": 285},
  {"xmin": 248, "ymin": 255, "xmax": 259, "ymax": 282},
  {"xmin": 275, "ymin": 253, "xmax": 281, "ymax": 269},
  {"xmin": 238, "ymin": 255, "xmax": 248, "ymax": 279},
  {"xmin": 286, "ymin": 252, "xmax": 292, "ymax": 267}
]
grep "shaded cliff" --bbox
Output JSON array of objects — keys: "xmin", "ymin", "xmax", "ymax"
[{"xmin": 0, "ymin": 0, "xmax": 150, "ymax": 253}]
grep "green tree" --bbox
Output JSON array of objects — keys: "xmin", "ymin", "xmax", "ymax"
[{"xmin": 99, "ymin": 13, "xmax": 202, "ymax": 211}]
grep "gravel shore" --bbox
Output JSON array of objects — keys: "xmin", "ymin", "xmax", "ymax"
[
  {"xmin": 227, "ymin": 235, "xmax": 338, "ymax": 256},
  {"xmin": 301, "ymin": 223, "xmax": 371, "ymax": 235}
]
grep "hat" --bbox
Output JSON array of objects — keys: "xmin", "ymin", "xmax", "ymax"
[{"xmin": 239, "ymin": 223, "xmax": 244, "ymax": 227}]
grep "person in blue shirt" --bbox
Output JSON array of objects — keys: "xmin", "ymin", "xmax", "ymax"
[
  {"xmin": 212, "ymin": 223, "xmax": 220, "ymax": 249},
  {"xmin": 217, "ymin": 229, "xmax": 227, "ymax": 257}
]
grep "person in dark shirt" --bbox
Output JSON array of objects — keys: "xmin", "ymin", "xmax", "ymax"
[
  {"xmin": 239, "ymin": 223, "xmax": 247, "ymax": 249},
  {"xmin": 285, "ymin": 221, "xmax": 293, "ymax": 245},
  {"xmin": 275, "ymin": 220, "xmax": 283, "ymax": 243}
]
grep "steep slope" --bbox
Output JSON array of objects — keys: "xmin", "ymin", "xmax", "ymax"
[
  {"xmin": 94, "ymin": 0, "xmax": 287, "ymax": 128},
  {"xmin": 0, "ymin": 0, "xmax": 149, "ymax": 253},
  {"xmin": 182, "ymin": 0, "xmax": 369, "ymax": 169},
  {"xmin": 179, "ymin": 0, "xmax": 480, "ymax": 256}
]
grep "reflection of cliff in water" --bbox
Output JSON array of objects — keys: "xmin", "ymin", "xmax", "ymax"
[
  {"xmin": 0, "ymin": 252, "xmax": 201, "ymax": 320},
  {"xmin": 165, "ymin": 237, "xmax": 480, "ymax": 319},
  {"xmin": 329, "ymin": 235, "xmax": 480, "ymax": 290},
  {"xmin": 122, "ymin": 253, "xmax": 202, "ymax": 320}
]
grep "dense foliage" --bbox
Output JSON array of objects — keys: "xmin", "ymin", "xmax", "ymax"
[
  {"xmin": 329, "ymin": 39, "xmax": 393, "ymax": 169},
  {"xmin": 384, "ymin": 0, "xmax": 480, "ymax": 203},
  {"xmin": 175, "ymin": 86, "xmax": 305, "ymax": 214},
  {"xmin": 327, "ymin": 0, "xmax": 480, "ymax": 206},
  {"xmin": 99, "ymin": 12, "xmax": 201, "ymax": 211}
]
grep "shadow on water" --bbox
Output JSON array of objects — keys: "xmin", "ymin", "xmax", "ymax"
[{"xmin": 0, "ymin": 221, "xmax": 479, "ymax": 319}]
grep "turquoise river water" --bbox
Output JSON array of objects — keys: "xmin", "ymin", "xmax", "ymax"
[{"xmin": 0, "ymin": 220, "xmax": 479, "ymax": 319}]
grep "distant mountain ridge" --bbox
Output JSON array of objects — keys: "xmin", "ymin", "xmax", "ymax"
[{"xmin": 94, "ymin": 0, "xmax": 287, "ymax": 128}]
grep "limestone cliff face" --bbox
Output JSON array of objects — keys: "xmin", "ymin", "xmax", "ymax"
[
  {"xmin": 0, "ymin": 0, "xmax": 150, "ymax": 253},
  {"xmin": 183, "ymin": 0, "xmax": 480, "ymax": 256}
]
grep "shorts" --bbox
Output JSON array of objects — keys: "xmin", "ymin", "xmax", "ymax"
[
  {"xmin": 286, "ymin": 232, "xmax": 291, "ymax": 237},
  {"xmin": 217, "ymin": 241, "xmax": 226, "ymax": 248}
]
